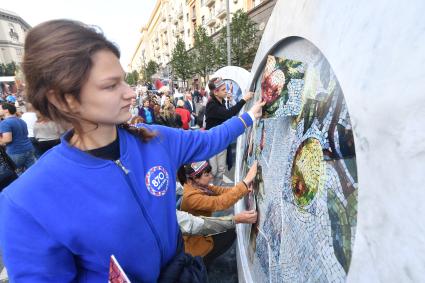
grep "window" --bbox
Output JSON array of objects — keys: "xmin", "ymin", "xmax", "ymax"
[
  {"xmin": 9, "ymin": 24, "xmax": 19, "ymax": 42},
  {"xmin": 15, "ymin": 48, "xmax": 23, "ymax": 60},
  {"xmin": 202, "ymin": 16, "xmax": 205, "ymax": 25}
]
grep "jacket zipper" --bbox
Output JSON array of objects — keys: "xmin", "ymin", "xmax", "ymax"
[{"xmin": 114, "ymin": 159, "xmax": 165, "ymax": 266}]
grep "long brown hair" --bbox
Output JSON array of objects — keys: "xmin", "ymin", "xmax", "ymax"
[{"xmin": 22, "ymin": 19, "xmax": 155, "ymax": 141}]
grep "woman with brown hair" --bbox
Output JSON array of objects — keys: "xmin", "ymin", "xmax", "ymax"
[
  {"xmin": 0, "ymin": 19, "xmax": 264, "ymax": 282},
  {"xmin": 158, "ymin": 96, "xmax": 182, "ymax": 128}
]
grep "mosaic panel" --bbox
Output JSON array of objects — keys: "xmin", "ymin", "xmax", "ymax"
[{"xmin": 237, "ymin": 40, "xmax": 358, "ymax": 282}]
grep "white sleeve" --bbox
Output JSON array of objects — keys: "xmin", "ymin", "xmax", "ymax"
[{"xmin": 177, "ymin": 210, "xmax": 205, "ymax": 235}]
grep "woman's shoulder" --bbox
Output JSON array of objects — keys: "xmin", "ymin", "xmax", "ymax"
[
  {"xmin": 183, "ymin": 183, "xmax": 211, "ymax": 196},
  {"xmin": 122, "ymin": 123, "xmax": 182, "ymax": 144},
  {"xmin": 2, "ymin": 148, "xmax": 69, "ymax": 204}
]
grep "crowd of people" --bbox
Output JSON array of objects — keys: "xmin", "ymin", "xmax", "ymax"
[
  {"xmin": 0, "ymin": 19, "xmax": 263, "ymax": 282},
  {"xmin": 0, "ymin": 87, "xmax": 65, "ymax": 190},
  {"xmin": 128, "ymin": 85, "xmax": 208, "ymax": 130}
]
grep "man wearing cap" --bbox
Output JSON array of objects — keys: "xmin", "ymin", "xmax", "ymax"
[{"xmin": 205, "ymin": 78, "xmax": 253, "ymax": 185}]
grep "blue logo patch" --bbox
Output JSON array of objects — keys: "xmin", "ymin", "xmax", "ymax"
[{"xmin": 145, "ymin": 166, "xmax": 169, "ymax": 196}]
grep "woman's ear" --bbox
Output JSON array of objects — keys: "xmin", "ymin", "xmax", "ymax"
[
  {"xmin": 46, "ymin": 90, "xmax": 79, "ymax": 114},
  {"xmin": 64, "ymin": 94, "xmax": 80, "ymax": 113}
]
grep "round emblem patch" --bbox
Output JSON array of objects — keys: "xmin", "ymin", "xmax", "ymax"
[{"xmin": 145, "ymin": 166, "xmax": 169, "ymax": 196}]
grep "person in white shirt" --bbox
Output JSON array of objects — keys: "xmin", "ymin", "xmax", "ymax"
[
  {"xmin": 173, "ymin": 87, "xmax": 183, "ymax": 104},
  {"xmin": 177, "ymin": 210, "xmax": 257, "ymax": 236},
  {"xmin": 129, "ymin": 98, "xmax": 139, "ymax": 118},
  {"xmin": 20, "ymin": 102, "xmax": 38, "ymax": 147}
]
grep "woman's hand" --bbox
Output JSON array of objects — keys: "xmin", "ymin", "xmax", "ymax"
[
  {"xmin": 233, "ymin": 210, "xmax": 257, "ymax": 224},
  {"xmin": 247, "ymin": 184, "xmax": 253, "ymax": 193},
  {"xmin": 248, "ymin": 99, "xmax": 266, "ymax": 119},
  {"xmin": 243, "ymin": 161, "xmax": 258, "ymax": 187}
]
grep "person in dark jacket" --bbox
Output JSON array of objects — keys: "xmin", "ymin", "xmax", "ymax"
[
  {"xmin": 205, "ymin": 78, "xmax": 254, "ymax": 185},
  {"xmin": 184, "ymin": 91, "xmax": 196, "ymax": 115},
  {"xmin": 158, "ymin": 96, "xmax": 182, "ymax": 128},
  {"xmin": 184, "ymin": 92, "xmax": 197, "ymax": 128},
  {"xmin": 138, "ymin": 98, "xmax": 156, "ymax": 124}
]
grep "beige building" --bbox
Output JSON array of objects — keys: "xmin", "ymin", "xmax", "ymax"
[
  {"xmin": 0, "ymin": 9, "xmax": 30, "ymax": 65},
  {"xmin": 129, "ymin": 0, "xmax": 274, "ymax": 79}
]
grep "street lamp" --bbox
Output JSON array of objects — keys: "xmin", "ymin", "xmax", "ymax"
[{"xmin": 226, "ymin": 0, "xmax": 231, "ymax": 66}]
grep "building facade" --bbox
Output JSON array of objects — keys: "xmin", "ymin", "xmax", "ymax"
[
  {"xmin": 0, "ymin": 9, "xmax": 31, "ymax": 65},
  {"xmin": 129, "ymin": 0, "xmax": 276, "ymax": 80}
]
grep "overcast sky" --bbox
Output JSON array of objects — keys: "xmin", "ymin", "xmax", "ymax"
[{"xmin": 2, "ymin": 0, "xmax": 156, "ymax": 71}]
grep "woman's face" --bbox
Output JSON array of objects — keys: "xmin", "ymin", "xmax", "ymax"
[
  {"xmin": 143, "ymin": 100, "xmax": 150, "ymax": 107},
  {"xmin": 195, "ymin": 171, "xmax": 213, "ymax": 186},
  {"xmin": 73, "ymin": 50, "xmax": 135, "ymax": 127},
  {"xmin": 164, "ymin": 96, "xmax": 171, "ymax": 106}
]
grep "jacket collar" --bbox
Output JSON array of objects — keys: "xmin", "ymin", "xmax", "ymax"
[
  {"xmin": 211, "ymin": 94, "xmax": 224, "ymax": 106},
  {"xmin": 56, "ymin": 127, "xmax": 130, "ymax": 167}
]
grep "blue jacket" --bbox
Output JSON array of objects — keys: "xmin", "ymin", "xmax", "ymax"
[
  {"xmin": 0, "ymin": 113, "xmax": 252, "ymax": 282},
  {"xmin": 138, "ymin": 107, "xmax": 156, "ymax": 124}
]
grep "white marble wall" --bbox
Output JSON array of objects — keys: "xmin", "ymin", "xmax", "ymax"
[{"xmin": 236, "ymin": 0, "xmax": 425, "ymax": 282}]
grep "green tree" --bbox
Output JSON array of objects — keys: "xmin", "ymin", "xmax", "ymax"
[
  {"xmin": 0, "ymin": 64, "xmax": 6, "ymax": 76},
  {"xmin": 5, "ymin": 62, "xmax": 17, "ymax": 76},
  {"xmin": 125, "ymin": 70, "xmax": 139, "ymax": 86},
  {"xmin": 142, "ymin": 60, "xmax": 159, "ymax": 83},
  {"xmin": 218, "ymin": 10, "xmax": 260, "ymax": 69},
  {"xmin": 171, "ymin": 38, "xmax": 193, "ymax": 85},
  {"xmin": 125, "ymin": 72, "xmax": 134, "ymax": 85},
  {"xmin": 192, "ymin": 26, "xmax": 218, "ymax": 83}
]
